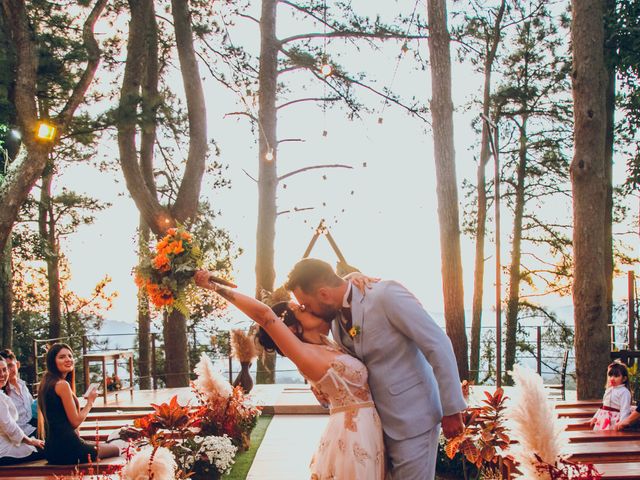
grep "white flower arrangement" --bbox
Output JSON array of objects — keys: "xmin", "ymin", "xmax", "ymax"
[{"xmin": 181, "ymin": 434, "xmax": 237, "ymax": 475}]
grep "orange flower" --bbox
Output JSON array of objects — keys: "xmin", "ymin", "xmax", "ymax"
[
  {"xmin": 167, "ymin": 228, "xmax": 177, "ymax": 236},
  {"xmin": 134, "ymin": 273, "xmax": 147, "ymax": 288},
  {"xmin": 180, "ymin": 231, "xmax": 192, "ymax": 242},
  {"xmin": 153, "ymin": 253, "xmax": 170, "ymax": 271},
  {"xmin": 156, "ymin": 238, "xmax": 169, "ymax": 253},
  {"xmin": 169, "ymin": 240, "xmax": 184, "ymax": 255}
]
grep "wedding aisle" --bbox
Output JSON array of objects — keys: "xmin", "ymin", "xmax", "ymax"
[{"xmin": 246, "ymin": 415, "xmax": 328, "ymax": 479}]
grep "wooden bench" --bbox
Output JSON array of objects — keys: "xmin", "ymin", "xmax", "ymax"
[
  {"xmin": 565, "ymin": 439, "xmax": 640, "ymax": 463},
  {"xmin": 593, "ymin": 462, "xmax": 640, "ymax": 479},
  {"xmin": 0, "ymin": 456, "xmax": 124, "ymax": 478}
]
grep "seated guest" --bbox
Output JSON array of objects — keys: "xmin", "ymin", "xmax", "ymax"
[
  {"xmin": 37, "ymin": 343, "xmax": 119, "ymax": 464},
  {"xmin": 0, "ymin": 349, "xmax": 36, "ymax": 436},
  {"xmin": 614, "ymin": 403, "xmax": 640, "ymax": 430},
  {"xmin": 0, "ymin": 358, "xmax": 44, "ymax": 465}
]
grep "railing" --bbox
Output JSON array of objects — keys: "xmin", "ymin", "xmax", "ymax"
[{"xmin": 28, "ymin": 322, "xmax": 577, "ymax": 394}]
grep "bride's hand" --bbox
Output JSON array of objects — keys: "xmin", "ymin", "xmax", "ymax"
[
  {"xmin": 344, "ymin": 271, "xmax": 380, "ymax": 294},
  {"xmin": 194, "ymin": 270, "xmax": 214, "ymax": 290}
]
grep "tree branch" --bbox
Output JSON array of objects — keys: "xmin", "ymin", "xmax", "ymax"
[
  {"xmin": 278, "ymin": 164, "xmax": 353, "ymax": 182},
  {"xmin": 280, "ymin": 30, "xmax": 427, "ymax": 45},
  {"xmin": 277, "ymin": 96, "xmax": 341, "ymax": 110}
]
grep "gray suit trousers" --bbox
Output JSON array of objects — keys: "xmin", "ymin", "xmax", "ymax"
[{"xmin": 386, "ymin": 423, "xmax": 440, "ymax": 480}]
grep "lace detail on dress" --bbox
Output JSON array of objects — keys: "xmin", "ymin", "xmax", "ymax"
[{"xmin": 308, "ymin": 337, "xmax": 386, "ymax": 479}]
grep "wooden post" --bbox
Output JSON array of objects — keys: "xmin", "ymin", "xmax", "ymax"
[
  {"xmin": 82, "ymin": 335, "xmax": 88, "ymax": 391},
  {"xmin": 537, "ymin": 326, "xmax": 542, "ymax": 375},
  {"xmin": 151, "ymin": 333, "xmax": 157, "ymax": 390},
  {"xmin": 32, "ymin": 339, "xmax": 38, "ymax": 389},
  {"xmin": 629, "ymin": 271, "xmax": 636, "ymax": 354},
  {"xmin": 228, "ymin": 331, "xmax": 233, "ymax": 384}
]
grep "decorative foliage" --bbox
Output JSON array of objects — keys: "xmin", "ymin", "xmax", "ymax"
[
  {"xmin": 192, "ymin": 352, "xmax": 233, "ymax": 401},
  {"xmin": 533, "ymin": 454, "xmax": 603, "ymax": 480},
  {"xmin": 230, "ymin": 329, "xmax": 257, "ymax": 363},
  {"xmin": 134, "ymin": 227, "xmax": 203, "ymax": 315},
  {"xmin": 444, "ymin": 387, "xmax": 511, "ymax": 479},
  {"xmin": 507, "ymin": 365, "xmax": 601, "ymax": 479},
  {"xmin": 106, "ymin": 374, "xmax": 122, "ymax": 391},
  {"xmin": 122, "ymin": 446, "xmax": 177, "ymax": 480},
  {"xmin": 507, "ymin": 365, "xmax": 564, "ymax": 478}
]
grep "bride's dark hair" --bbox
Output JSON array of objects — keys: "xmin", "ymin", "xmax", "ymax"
[{"xmin": 256, "ymin": 301, "xmax": 303, "ymax": 356}]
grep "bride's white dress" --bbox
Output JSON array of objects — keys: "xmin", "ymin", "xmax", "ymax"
[{"xmin": 308, "ymin": 340, "xmax": 386, "ymax": 479}]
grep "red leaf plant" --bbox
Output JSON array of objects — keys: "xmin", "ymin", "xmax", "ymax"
[{"xmin": 445, "ymin": 388, "xmax": 512, "ymax": 480}]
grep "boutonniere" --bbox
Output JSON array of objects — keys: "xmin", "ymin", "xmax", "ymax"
[{"xmin": 348, "ymin": 326, "xmax": 361, "ymax": 338}]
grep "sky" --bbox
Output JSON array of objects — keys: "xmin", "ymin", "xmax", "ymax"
[{"xmin": 56, "ymin": 1, "xmax": 638, "ymax": 330}]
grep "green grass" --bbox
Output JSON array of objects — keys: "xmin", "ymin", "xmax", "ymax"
[{"xmin": 226, "ymin": 415, "xmax": 273, "ymax": 480}]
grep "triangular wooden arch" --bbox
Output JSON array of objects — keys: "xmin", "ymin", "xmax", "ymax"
[{"xmin": 302, "ymin": 219, "xmax": 359, "ymax": 276}]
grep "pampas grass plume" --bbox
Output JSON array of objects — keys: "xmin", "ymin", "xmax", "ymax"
[
  {"xmin": 231, "ymin": 329, "xmax": 257, "ymax": 363},
  {"xmin": 122, "ymin": 446, "xmax": 176, "ymax": 480},
  {"xmin": 193, "ymin": 352, "xmax": 233, "ymax": 399},
  {"xmin": 507, "ymin": 364, "xmax": 565, "ymax": 479}
]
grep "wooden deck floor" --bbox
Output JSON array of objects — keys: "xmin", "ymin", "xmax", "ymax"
[{"xmin": 2, "ymin": 386, "xmax": 640, "ymax": 479}]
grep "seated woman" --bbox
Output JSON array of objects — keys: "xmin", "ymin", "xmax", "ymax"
[
  {"xmin": 0, "ymin": 357, "xmax": 44, "ymax": 466},
  {"xmin": 0, "ymin": 349, "xmax": 37, "ymax": 436},
  {"xmin": 615, "ymin": 404, "xmax": 640, "ymax": 430},
  {"xmin": 37, "ymin": 343, "xmax": 119, "ymax": 465}
]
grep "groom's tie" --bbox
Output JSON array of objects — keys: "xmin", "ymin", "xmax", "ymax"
[{"xmin": 341, "ymin": 306, "xmax": 352, "ymax": 331}]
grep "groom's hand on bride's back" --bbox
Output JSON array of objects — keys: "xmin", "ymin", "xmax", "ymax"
[{"xmin": 441, "ymin": 412, "xmax": 464, "ymax": 438}]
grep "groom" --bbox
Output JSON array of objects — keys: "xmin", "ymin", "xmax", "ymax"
[{"xmin": 286, "ymin": 258, "xmax": 466, "ymax": 480}]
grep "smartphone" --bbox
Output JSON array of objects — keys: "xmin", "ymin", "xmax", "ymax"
[{"xmin": 83, "ymin": 382, "xmax": 100, "ymax": 398}]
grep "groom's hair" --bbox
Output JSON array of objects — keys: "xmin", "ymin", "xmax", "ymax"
[{"xmin": 285, "ymin": 258, "xmax": 342, "ymax": 293}]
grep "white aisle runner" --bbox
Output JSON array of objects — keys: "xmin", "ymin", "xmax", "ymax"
[{"xmin": 246, "ymin": 414, "xmax": 328, "ymax": 479}]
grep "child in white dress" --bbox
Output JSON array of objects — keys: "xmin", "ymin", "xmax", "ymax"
[{"xmin": 590, "ymin": 362, "xmax": 632, "ymax": 431}]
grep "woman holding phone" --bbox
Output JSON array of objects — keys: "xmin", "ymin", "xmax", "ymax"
[{"xmin": 37, "ymin": 343, "xmax": 120, "ymax": 464}]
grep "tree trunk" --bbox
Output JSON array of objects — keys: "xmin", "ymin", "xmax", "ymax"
[
  {"xmin": 570, "ymin": 0, "xmax": 609, "ymax": 400},
  {"xmin": 470, "ymin": 0, "xmax": 506, "ymax": 383},
  {"xmin": 426, "ymin": 0, "xmax": 469, "ymax": 380},
  {"xmin": 137, "ymin": 218, "xmax": 151, "ymax": 390},
  {"xmin": 255, "ymin": 0, "xmax": 279, "ymax": 384},
  {"xmin": 39, "ymin": 169, "xmax": 62, "ymax": 340},
  {"xmin": 504, "ymin": 121, "xmax": 528, "ymax": 383},
  {"xmin": 0, "ymin": 0, "xmax": 106, "ymax": 251},
  {"xmin": 0, "ymin": 234, "xmax": 13, "ymax": 348},
  {"xmin": 163, "ymin": 309, "xmax": 190, "ymax": 387},
  {"xmin": 603, "ymin": 0, "xmax": 616, "ymax": 326}
]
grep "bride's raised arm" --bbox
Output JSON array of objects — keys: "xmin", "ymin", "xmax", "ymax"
[{"xmin": 194, "ymin": 270, "xmax": 329, "ymax": 381}]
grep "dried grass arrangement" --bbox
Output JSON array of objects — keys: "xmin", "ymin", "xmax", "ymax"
[
  {"xmin": 230, "ymin": 329, "xmax": 257, "ymax": 363},
  {"xmin": 507, "ymin": 365, "xmax": 602, "ymax": 479}
]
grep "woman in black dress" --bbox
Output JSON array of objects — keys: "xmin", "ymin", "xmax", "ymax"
[{"xmin": 37, "ymin": 343, "xmax": 119, "ymax": 464}]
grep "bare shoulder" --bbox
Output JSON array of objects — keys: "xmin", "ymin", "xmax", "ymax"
[{"xmin": 54, "ymin": 380, "xmax": 71, "ymax": 395}]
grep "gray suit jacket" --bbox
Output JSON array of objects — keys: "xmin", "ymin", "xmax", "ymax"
[{"xmin": 332, "ymin": 280, "xmax": 467, "ymax": 440}]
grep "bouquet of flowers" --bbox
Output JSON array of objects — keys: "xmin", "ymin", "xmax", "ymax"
[
  {"xmin": 106, "ymin": 373, "xmax": 122, "ymax": 391},
  {"xmin": 134, "ymin": 227, "xmax": 202, "ymax": 315}
]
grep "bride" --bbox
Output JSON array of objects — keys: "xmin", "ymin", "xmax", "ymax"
[{"xmin": 194, "ymin": 270, "xmax": 386, "ymax": 479}]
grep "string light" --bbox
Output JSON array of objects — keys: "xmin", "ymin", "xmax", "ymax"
[
  {"xmin": 320, "ymin": 63, "xmax": 333, "ymax": 77},
  {"xmin": 265, "ymin": 149, "xmax": 274, "ymax": 161},
  {"xmin": 35, "ymin": 121, "xmax": 56, "ymax": 141}
]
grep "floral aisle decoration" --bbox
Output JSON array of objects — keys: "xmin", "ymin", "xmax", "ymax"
[
  {"xmin": 443, "ymin": 387, "xmax": 511, "ymax": 480},
  {"xmin": 507, "ymin": 365, "xmax": 602, "ymax": 479},
  {"xmin": 106, "ymin": 373, "xmax": 122, "ymax": 391},
  {"xmin": 230, "ymin": 328, "xmax": 257, "ymax": 393},
  {"xmin": 191, "ymin": 352, "xmax": 262, "ymax": 451},
  {"xmin": 120, "ymin": 353, "xmax": 260, "ymax": 479}
]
